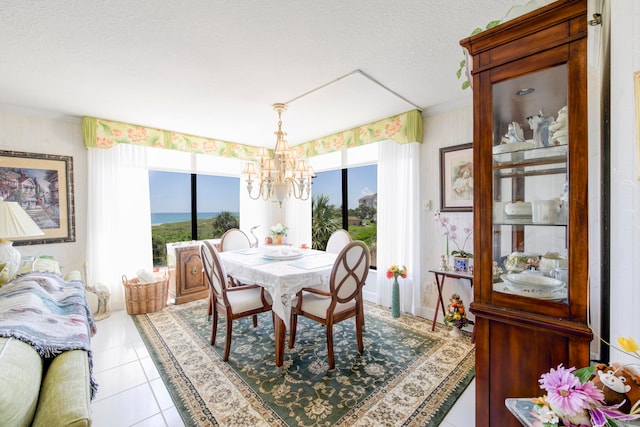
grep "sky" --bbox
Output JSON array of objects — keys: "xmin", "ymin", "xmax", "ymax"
[
  {"xmin": 148, "ymin": 164, "xmax": 376, "ymax": 213},
  {"xmin": 149, "ymin": 171, "xmax": 240, "ymax": 213},
  {"xmin": 312, "ymin": 164, "xmax": 377, "ymax": 208}
]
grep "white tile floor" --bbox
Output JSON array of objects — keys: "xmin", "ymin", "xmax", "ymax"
[{"xmin": 90, "ymin": 309, "xmax": 475, "ymax": 426}]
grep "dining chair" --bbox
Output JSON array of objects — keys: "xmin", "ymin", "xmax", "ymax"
[
  {"xmin": 220, "ymin": 229, "xmax": 252, "ymax": 287},
  {"xmin": 200, "ymin": 241, "xmax": 272, "ymax": 361},
  {"xmin": 325, "ymin": 229, "xmax": 353, "ymax": 254},
  {"xmin": 220, "ymin": 228, "xmax": 251, "ymax": 251},
  {"xmin": 289, "ymin": 240, "xmax": 370, "ymax": 369}
]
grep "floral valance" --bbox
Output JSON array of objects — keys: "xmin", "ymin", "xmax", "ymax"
[{"xmin": 82, "ymin": 109, "xmax": 423, "ymax": 161}]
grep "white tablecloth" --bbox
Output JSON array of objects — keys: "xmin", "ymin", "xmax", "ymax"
[{"xmin": 219, "ymin": 248, "xmax": 336, "ymax": 328}]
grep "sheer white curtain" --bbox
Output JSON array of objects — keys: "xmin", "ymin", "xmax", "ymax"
[
  {"xmin": 87, "ymin": 144, "xmax": 153, "ymax": 310},
  {"xmin": 376, "ymin": 141, "xmax": 421, "ymax": 315}
]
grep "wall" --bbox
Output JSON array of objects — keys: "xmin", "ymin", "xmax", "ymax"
[
  {"xmin": 609, "ymin": 0, "xmax": 640, "ymax": 367},
  {"xmin": 419, "ymin": 103, "xmax": 475, "ymax": 324},
  {"xmin": 0, "ymin": 109, "xmax": 88, "ymax": 276}
]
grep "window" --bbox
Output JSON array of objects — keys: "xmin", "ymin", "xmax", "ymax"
[
  {"xmin": 149, "ymin": 171, "xmax": 239, "ymax": 266},
  {"xmin": 312, "ymin": 164, "xmax": 377, "ymax": 267}
]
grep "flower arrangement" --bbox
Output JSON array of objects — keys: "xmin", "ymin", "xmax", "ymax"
[
  {"xmin": 270, "ymin": 223, "xmax": 288, "ymax": 236},
  {"xmin": 531, "ymin": 336, "xmax": 640, "ymax": 427},
  {"xmin": 443, "ymin": 293, "xmax": 473, "ymax": 330},
  {"xmin": 433, "ymin": 211, "xmax": 473, "ymax": 258},
  {"xmin": 386, "ymin": 265, "xmax": 407, "ymax": 280}
]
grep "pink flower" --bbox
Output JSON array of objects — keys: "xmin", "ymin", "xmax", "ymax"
[{"xmin": 539, "ymin": 364, "xmax": 604, "ymax": 417}]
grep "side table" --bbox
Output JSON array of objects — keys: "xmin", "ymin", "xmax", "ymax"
[{"xmin": 428, "ymin": 268, "xmax": 475, "ymax": 342}]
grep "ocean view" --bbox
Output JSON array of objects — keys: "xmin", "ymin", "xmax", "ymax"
[{"xmin": 151, "ymin": 212, "xmax": 238, "ymax": 226}]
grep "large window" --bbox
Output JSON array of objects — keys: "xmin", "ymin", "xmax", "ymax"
[
  {"xmin": 312, "ymin": 164, "xmax": 377, "ymax": 266},
  {"xmin": 149, "ymin": 171, "xmax": 239, "ymax": 265}
]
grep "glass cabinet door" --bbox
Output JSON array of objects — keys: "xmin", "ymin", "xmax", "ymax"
[{"xmin": 491, "ymin": 63, "xmax": 570, "ymax": 305}]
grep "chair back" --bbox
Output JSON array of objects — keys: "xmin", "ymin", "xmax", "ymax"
[
  {"xmin": 325, "ymin": 229, "xmax": 353, "ymax": 254},
  {"xmin": 330, "ymin": 241, "xmax": 370, "ymax": 303},
  {"xmin": 201, "ymin": 241, "xmax": 228, "ymax": 301},
  {"xmin": 220, "ymin": 228, "xmax": 250, "ymax": 251}
]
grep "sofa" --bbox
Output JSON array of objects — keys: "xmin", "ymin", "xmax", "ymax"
[{"xmin": 0, "ymin": 259, "xmax": 96, "ymax": 427}]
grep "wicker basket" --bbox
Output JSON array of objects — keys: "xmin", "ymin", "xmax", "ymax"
[{"xmin": 122, "ymin": 274, "xmax": 169, "ymax": 315}]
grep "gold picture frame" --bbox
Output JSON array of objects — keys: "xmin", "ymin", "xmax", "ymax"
[{"xmin": 0, "ymin": 150, "xmax": 75, "ymax": 245}]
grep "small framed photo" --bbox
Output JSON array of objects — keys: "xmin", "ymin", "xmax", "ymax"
[
  {"xmin": 0, "ymin": 150, "xmax": 75, "ymax": 245},
  {"xmin": 440, "ymin": 143, "xmax": 473, "ymax": 212}
]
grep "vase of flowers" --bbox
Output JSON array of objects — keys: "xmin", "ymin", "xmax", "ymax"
[
  {"xmin": 443, "ymin": 293, "xmax": 473, "ymax": 336},
  {"xmin": 531, "ymin": 336, "xmax": 640, "ymax": 426},
  {"xmin": 270, "ymin": 223, "xmax": 288, "ymax": 245},
  {"xmin": 386, "ymin": 265, "xmax": 407, "ymax": 318},
  {"xmin": 434, "ymin": 211, "xmax": 473, "ymax": 271}
]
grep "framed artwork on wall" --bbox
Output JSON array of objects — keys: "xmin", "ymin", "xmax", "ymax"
[
  {"xmin": 0, "ymin": 150, "xmax": 75, "ymax": 245},
  {"xmin": 440, "ymin": 143, "xmax": 473, "ymax": 212}
]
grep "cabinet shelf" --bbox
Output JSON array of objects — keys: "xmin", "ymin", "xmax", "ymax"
[{"xmin": 493, "ymin": 144, "xmax": 567, "ymax": 167}]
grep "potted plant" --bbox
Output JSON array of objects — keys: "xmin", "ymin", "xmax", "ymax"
[
  {"xmin": 269, "ymin": 223, "xmax": 288, "ymax": 245},
  {"xmin": 434, "ymin": 211, "xmax": 473, "ymax": 271}
]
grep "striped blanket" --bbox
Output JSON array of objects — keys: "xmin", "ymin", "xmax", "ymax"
[{"xmin": 0, "ymin": 271, "xmax": 97, "ymax": 398}]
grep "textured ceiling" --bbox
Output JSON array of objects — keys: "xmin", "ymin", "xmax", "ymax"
[{"xmin": 0, "ymin": 0, "xmax": 542, "ymax": 147}]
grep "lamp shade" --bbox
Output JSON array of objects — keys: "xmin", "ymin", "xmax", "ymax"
[{"xmin": 0, "ymin": 201, "xmax": 44, "ymax": 239}]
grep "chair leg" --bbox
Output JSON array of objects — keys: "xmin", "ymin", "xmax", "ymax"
[
  {"xmin": 288, "ymin": 313, "xmax": 297, "ymax": 349},
  {"xmin": 356, "ymin": 314, "xmax": 364, "ymax": 354},
  {"xmin": 326, "ymin": 323, "xmax": 335, "ymax": 370},
  {"xmin": 224, "ymin": 318, "xmax": 233, "ymax": 361},
  {"xmin": 208, "ymin": 296, "xmax": 213, "ymax": 320},
  {"xmin": 252, "ymin": 314, "xmax": 258, "ymax": 328},
  {"xmin": 210, "ymin": 311, "xmax": 219, "ymax": 345}
]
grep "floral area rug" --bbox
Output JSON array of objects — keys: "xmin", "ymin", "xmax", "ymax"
[{"xmin": 132, "ymin": 300, "xmax": 475, "ymax": 426}]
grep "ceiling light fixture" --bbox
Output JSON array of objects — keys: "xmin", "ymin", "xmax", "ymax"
[
  {"xmin": 241, "ymin": 103, "xmax": 315, "ymax": 206},
  {"xmin": 516, "ymin": 87, "xmax": 535, "ymax": 96}
]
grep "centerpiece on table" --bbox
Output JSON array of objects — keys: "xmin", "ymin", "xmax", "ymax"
[
  {"xmin": 443, "ymin": 293, "xmax": 473, "ymax": 337},
  {"xmin": 531, "ymin": 336, "xmax": 640, "ymax": 426},
  {"xmin": 434, "ymin": 211, "xmax": 473, "ymax": 272},
  {"xmin": 386, "ymin": 264, "xmax": 407, "ymax": 318},
  {"xmin": 268, "ymin": 223, "xmax": 288, "ymax": 245}
]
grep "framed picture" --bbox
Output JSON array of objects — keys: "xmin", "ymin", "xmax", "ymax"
[
  {"xmin": 0, "ymin": 150, "xmax": 75, "ymax": 245},
  {"xmin": 440, "ymin": 143, "xmax": 473, "ymax": 212}
]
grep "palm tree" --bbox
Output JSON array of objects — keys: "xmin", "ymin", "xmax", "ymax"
[
  {"xmin": 312, "ymin": 194, "xmax": 341, "ymax": 250},
  {"xmin": 211, "ymin": 211, "xmax": 239, "ymax": 237}
]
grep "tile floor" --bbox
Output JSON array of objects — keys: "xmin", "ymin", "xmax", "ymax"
[{"xmin": 90, "ymin": 309, "xmax": 476, "ymax": 427}]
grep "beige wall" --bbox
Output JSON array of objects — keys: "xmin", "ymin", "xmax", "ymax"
[
  {"xmin": 419, "ymin": 103, "xmax": 475, "ymax": 323},
  {"xmin": 0, "ymin": 110, "xmax": 87, "ymax": 276}
]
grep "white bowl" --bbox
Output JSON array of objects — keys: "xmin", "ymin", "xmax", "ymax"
[
  {"xmin": 504, "ymin": 201, "xmax": 532, "ymax": 217},
  {"xmin": 501, "ymin": 273, "xmax": 564, "ymax": 291}
]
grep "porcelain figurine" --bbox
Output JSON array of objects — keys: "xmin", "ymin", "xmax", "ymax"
[
  {"xmin": 549, "ymin": 105, "xmax": 568, "ymax": 145},
  {"xmin": 527, "ymin": 110, "xmax": 555, "ymax": 148},
  {"xmin": 501, "ymin": 121, "xmax": 525, "ymax": 143}
]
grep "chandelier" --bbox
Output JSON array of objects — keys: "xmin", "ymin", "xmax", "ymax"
[{"xmin": 242, "ymin": 103, "xmax": 315, "ymax": 206}]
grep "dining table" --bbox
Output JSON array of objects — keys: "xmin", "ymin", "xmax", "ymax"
[{"xmin": 218, "ymin": 246, "xmax": 337, "ymax": 372}]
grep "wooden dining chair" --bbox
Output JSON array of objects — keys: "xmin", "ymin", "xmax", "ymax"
[
  {"xmin": 325, "ymin": 229, "xmax": 353, "ymax": 254},
  {"xmin": 289, "ymin": 241, "xmax": 370, "ymax": 369},
  {"xmin": 220, "ymin": 228, "xmax": 252, "ymax": 287},
  {"xmin": 200, "ymin": 241, "xmax": 272, "ymax": 361},
  {"xmin": 220, "ymin": 228, "xmax": 251, "ymax": 251}
]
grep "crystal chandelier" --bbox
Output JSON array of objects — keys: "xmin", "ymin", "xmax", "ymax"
[{"xmin": 242, "ymin": 103, "xmax": 315, "ymax": 206}]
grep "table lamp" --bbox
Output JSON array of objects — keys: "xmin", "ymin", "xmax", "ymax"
[{"xmin": 0, "ymin": 198, "xmax": 44, "ymax": 279}]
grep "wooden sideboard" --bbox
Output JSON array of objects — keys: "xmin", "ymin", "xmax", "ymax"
[{"xmin": 167, "ymin": 241, "xmax": 217, "ymax": 304}]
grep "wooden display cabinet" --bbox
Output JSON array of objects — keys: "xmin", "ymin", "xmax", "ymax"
[
  {"xmin": 460, "ymin": 1, "xmax": 593, "ymax": 426},
  {"xmin": 167, "ymin": 243, "xmax": 209, "ymax": 304}
]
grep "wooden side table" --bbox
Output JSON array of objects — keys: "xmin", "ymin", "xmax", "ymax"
[
  {"xmin": 167, "ymin": 243, "xmax": 209, "ymax": 304},
  {"xmin": 428, "ymin": 268, "xmax": 475, "ymax": 342}
]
